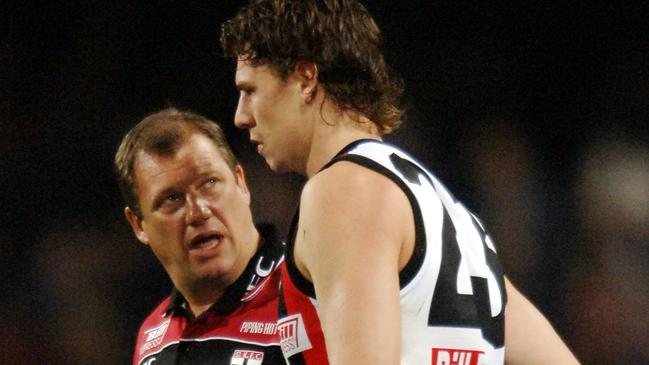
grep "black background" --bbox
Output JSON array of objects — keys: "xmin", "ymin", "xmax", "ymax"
[{"xmin": 2, "ymin": 1, "xmax": 648, "ymax": 364}]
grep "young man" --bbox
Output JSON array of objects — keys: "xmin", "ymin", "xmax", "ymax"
[
  {"xmin": 115, "ymin": 108, "xmax": 286, "ymax": 365},
  {"xmin": 221, "ymin": 1, "xmax": 579, "ymax": 364}
]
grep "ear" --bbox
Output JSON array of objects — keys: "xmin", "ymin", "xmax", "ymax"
[
  {"xmin": 124, "ymin": 207, "xmax": 150, "ymax": 246},
  {"xmin": 295, "ymin": 61, "xmax": 319, "ymax": 102},
  {"xmin": 234, "ymin": 164, "xmax": 251, "ymax": 204}
]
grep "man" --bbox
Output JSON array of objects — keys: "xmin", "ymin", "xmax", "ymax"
[
  {"xmin": 115, "ymin": 108, "xmax": 286, "ymax": 365},
  {"xmin": 221, "ymin": 1, "xmax": 579, "ymax": 364}
]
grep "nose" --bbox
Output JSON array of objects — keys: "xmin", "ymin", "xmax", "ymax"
[
  {"xmin": 186, "ymin": 196, "xmax": 211, "ymax": 226},
  {"xmin": 234, "ymin": 93, "xmax": 255, "ymax": 129}
]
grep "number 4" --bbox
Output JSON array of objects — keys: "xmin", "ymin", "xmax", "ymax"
[
  {"xmin": 389, "ymin": 153, "xmax": 505, "ymax": 348},
  {"xmin": 428, "ymin": 192, "xmax": 505, "ymax": 348}
]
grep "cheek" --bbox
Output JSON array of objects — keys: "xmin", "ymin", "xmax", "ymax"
[
  {"xmin": 259, "ymin": 92, "xmax": 293, "ymax": 125},
  {"xmin": 222, "ymin": 195, "xmax": 251, "ymax": 228},
  {"xmin": 257, "ymin": 103, "xmax": 275, "ymax": 127},
  {"xmin": 148, "ymin": 217, "xmax": 183, "ymax": 243}
]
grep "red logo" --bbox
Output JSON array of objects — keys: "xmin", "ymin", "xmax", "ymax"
[{"xmin": 432, "ymin": 348, "xmax": 484, "ymax": 365}]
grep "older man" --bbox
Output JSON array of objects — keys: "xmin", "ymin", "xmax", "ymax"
[{"xmin": 115, "ymin": 108, "xmax": 285, "ymax": 365}]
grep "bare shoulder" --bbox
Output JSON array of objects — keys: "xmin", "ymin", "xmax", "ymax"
[
  {"xmin": 300, "ymin": 160, "xmax": 407, "ymax": 217},
  {"xmin": 295, "ymin": 161, "xmax": 413, "ymax": 278}
]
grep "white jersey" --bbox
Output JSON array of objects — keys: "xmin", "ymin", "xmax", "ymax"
[
  {"xmin": 338, "ymin": 140, "xmax": 506, "ymax": 365},
  {"xmin": 279, "ymin": 139, "xmax": 506, "ymax": 365}
]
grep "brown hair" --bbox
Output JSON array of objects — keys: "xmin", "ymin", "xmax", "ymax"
[
  {"xmin": 114, "ymin": 108, "xmax": 238, "ymax": 217},
  {"xmin": 221, "ymin": 0, "xmax": 403, "ymax": 134}
]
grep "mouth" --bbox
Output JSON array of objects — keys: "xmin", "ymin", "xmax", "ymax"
[
  {"xmin": 189, "ymin": 232, "xmax": 224, "ymax": 252},
  {"xmin": 250, "ymin": 139, "xmax": 263, "ymax": 154}
]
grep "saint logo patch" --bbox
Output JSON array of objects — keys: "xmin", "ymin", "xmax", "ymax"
[{"xmin": 230, "ymin": 349, "xmax": 264, "ymax": 365}]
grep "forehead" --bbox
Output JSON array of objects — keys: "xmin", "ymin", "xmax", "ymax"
[
  {"xmin": 235, "ymin": 59, "xmax": 283, "ymax": 85},
  {"xmin": 134, "ymin": 134, "xmax": 231, "ymax": 193}
]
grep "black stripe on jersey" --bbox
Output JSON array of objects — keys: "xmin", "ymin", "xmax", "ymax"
[
  {"xmin": 285, "ymin": 205, "xmax": 317, "ymax": 298},
  {"xmin": 321, "ymin": 138, "xmax": 379, "ymax": 170},
  {"xmin": 286, "ymin": 353, "xmax": 308, "ymax": 365},
  {"xmin": 428, "ymin": 206, "xmax": 506, "ymax": 348},
  {"xmin": 327, "ymin": 154, "xmax": 427, "ymax": 289},
  {"xmin": 278, "ymin": 276, "xmax": 288, "ymax": 318},
  {"xmin": 139, "ymin": 338, "xmax": 285, "ymax": 365}
]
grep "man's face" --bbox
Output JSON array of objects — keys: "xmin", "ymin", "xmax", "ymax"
[
  {"xmin": 125, "ymin": 133, "xmax": 256, "ymax": 292},
  {"xmin": 234, "ymin": 60, "xmax": 311, "ymax": 173}
]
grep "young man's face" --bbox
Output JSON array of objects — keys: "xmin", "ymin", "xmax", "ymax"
[
  {"xmin": 234, "ymin": 60, "xmax": 311, "ymax": 174},
  {"xmin": 125, "ymin": 133, "xmax": 256, "ymax": 292}
]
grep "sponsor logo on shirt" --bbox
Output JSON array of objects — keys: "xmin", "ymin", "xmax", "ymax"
[
  {"xmin": 230, "ymin": 349, "xmax": 264, "ymax": 365},
  {"xmin": 140, "ymin": 319, "xmax": 170, "ymax": 355},
  {"xmin": 240, "ymin": 321, "xmax": 277, "ymax": 335},
  {"xmin": 431, "ymin": 348, "xmax": 484, "ymax": 365},
  {"xmin": 277, "ymin": 313, "xmax": 312, "ymax": 358}
]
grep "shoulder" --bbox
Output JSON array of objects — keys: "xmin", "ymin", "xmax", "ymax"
[
  {"xmin": 300, "ymin": 160, "xmax": 412, "ymax": 241},
  {"xmin": 133, "ymin": 296, "xmax": 175, "ymax": 358},
  {"xmin": 296, "ymin": 160, "xmax": 412, "ymax": 260},
  {"xmin": 302, "ymin": 160, "xmax": 404, "ymax": 209}
]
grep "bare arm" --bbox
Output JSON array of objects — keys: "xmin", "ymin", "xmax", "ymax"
[
  {"xmin": 505, "ymin": 277, "xmax": 580, "ymax": 364},
  {"xmin": 295, "ymin": 162, "xmax": 410, "ymax": 365}
]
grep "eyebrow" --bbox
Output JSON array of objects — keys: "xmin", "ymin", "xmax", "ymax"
[{"xmin": 235, "ymin": 80, "xmax": 254, "ymax": 91}]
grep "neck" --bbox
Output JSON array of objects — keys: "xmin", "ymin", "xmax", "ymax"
[
  {"xmin": 179, "ymin": 283, "xmax": 225, "ymax": 319},
  {"xmin": 304, "ymin": 102, "xmax": 381, "ymax": 178}
]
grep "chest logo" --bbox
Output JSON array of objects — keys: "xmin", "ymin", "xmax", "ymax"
[
  {"xmin": 277, "ymin": 313, "xmax": 312, "ymax": 358},
  {"xmin": 140, "ymin": 319, "xmax": 170, "ymax": 355},
  {"xmin": 432, "ymin": 348, "xmax": 484, "ymax": 365},
  {"xmin": 230, "ymin": 349, "xmax": 264, "ymax": 365}
]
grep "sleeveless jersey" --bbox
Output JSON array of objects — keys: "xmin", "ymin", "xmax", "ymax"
[{"xmin": 278, "ymin": 140, "xmax": 506, "ymax": 365}]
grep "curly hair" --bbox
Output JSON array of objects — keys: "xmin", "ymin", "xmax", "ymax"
[
  {"xmin": 114, "ymin": 108, "xmax": 238, "ymax": 217},
  {"xmin": 221, "ymin": 0, "xmax": 403, "ymax": 134}
]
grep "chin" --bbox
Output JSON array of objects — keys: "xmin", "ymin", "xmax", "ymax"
[
  {"xmin": 196, "ymin": 266, "xmax": 235, "ymax": 284},
  {"xmin": 265, "ymin": 158, "xmax": 282, "ymax": 172},
  {"xmin": 265, "ymin": 157, "xmax": 293, "ymax": 174},
  {"xmin": 193, "ymin": 259, "xmax": 231, "ymax": 277}
]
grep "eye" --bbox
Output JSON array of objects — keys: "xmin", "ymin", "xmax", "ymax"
[
  {"xmin": 165, "ymin": 192, "xmax": 184, "ymax": 204},
  {"xmin": 240, "ymin": 87, "xmax": 255, "ymax": 96},
  {"xmin": 200, "ymin": 177, "xmax": 223, "ymax": 196},
  {"xmin": 153, "ymin": 191, "xmax": 185, "ymax": 213}
]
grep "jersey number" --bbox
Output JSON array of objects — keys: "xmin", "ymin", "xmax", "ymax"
[{"xmin": 391, "ymin": 153, "xmax": 505, "ymax": 348}]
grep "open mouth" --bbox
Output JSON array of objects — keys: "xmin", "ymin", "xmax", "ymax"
[{"xmin": 189, "ymin": 233, "xmax": 223, "ymax": 251}]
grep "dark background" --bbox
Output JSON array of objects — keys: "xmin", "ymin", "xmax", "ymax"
[{"xmin": 2, "ymin": 1, "xmax": 648, "ymax": 364}]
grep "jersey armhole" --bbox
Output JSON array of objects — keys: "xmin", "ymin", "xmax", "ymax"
[
  {"xmin": 284, "ymin": 152, "xmax": 428, "ymax": 298},
  {"xmin": 284, "ymin": 206, "xmax": 318, "ymax": 298},
  {"xmin": 334, "ymin": 154, "xmax": 426, "ymax": 288}
]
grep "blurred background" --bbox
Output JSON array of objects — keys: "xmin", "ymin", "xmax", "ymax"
[{"xmin": 2, "ymin": 1, "xmax": 648, "ymax": 364}]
